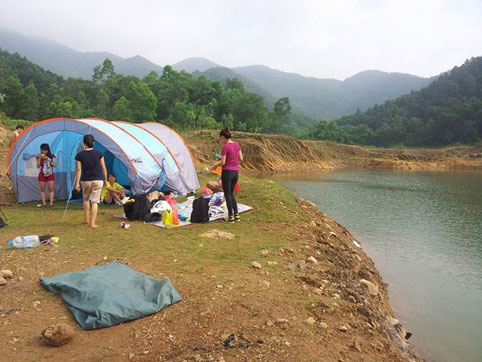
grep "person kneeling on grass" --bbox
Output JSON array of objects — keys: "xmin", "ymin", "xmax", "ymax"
[{"xmin": 101, "ymin": 173, "xmax": 126, "ymax": 205}]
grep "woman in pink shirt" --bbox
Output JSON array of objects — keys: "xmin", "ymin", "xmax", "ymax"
[{"xmin": 212, "ymin": 127, "xmax": 243, "ymax": 222}]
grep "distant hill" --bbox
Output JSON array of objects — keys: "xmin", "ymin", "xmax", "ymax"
[
  {"xmin": 1, "ymin": 29, "xmax": 432, "ymax": 120},
  {"xmin": 172, "ymin": 57, "xmax": 219, "ymax": 73},
  {"xmin": 336, "ymin": 57, "xmax": 482, "ymax": 146},
  {"xmin": 232, "ymin": 65, "xmax": 431, "ymax": 119},
  {"xmin": 0, "ymin": 29, "xmax": 164, "ymax": 78}
]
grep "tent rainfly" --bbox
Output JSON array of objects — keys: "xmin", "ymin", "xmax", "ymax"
[{"xmin": 7, "ymin": 118, "xmax": 200, "ymax": 203}]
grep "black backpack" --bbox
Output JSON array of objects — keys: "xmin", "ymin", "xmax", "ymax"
[
  {"xmin": 123, "ymin": 194, "xmax": 151, "ymax": 221},
  {"xmin": 190, "ymin": 197, "xmax": 210, "ymax": 223}
]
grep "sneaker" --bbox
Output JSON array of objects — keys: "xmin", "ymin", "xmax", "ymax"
[
  {"xmin": 121, "ymin": 196, "xmax": 130, "ymax": 204},
  {"xmin": 234, "ymin": 215, "xmax": 240, "ymax": 222},
  {"xmin": 228, "ymin": 216, "xmax": 235, "ymax": 223}
]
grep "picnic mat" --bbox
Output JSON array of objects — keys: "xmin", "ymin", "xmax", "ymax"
[
  {"xmin": 40, "ymin": 262, "xmax": 182, "ymax": 330},
  {"xmin": 115, "ymin": 200, "xmax": 253, "ymax": 228}
]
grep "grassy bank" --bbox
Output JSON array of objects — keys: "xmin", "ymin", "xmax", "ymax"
[{"xmin": 0, "ymin": 122, "xmax": 428, "ymax": 361}]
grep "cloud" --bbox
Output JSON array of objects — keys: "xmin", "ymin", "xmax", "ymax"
[{"xmin": 1, "ymin": 0, "xmax": 481, "ymax": 79}]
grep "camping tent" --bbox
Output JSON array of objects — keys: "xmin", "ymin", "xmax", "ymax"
[{"xmin": 7, "ymin": 118, "xmax": 199, "ymax": 203}]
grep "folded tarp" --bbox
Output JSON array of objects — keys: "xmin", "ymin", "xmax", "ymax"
[{"xmin": 40, "ymin": 262, "xmax": 182, "ymax": 330}]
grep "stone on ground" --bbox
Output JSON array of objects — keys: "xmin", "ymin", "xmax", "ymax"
[
  {"xmin": 1, "ymin": 270, "xmax": 13, "ymax": 278},
  {"xmin": 201, "ymin": 229, "xmax": 235, "ymax": 240},
  {"xmin": 41, "ymin": 323, "xmax": 74, "ymax": 346},
  {"xmin": 359, "ymin": 279, "xmax": 379, "ymax": 296},
  {"xmin": 0, "ymin": 277, "xmax": 7, "ymax": 286},
  {"xmin": 305, "ymin": 317, "xmax": 316, "ymax": 325},
  {"xmin": 251, "ymin": 262, "xmax": 262, "ymax": 269},
  {"xmin": 307, "ymin": 256, "xmax": 318, "ymax": 264}
]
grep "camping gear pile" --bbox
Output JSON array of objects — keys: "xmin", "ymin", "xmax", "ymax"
[{"xmin": 122, "ymin": 190, "xmax": 229, "ymax": 226}]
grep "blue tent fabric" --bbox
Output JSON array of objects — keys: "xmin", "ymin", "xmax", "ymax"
[
  {"xmin": 8, "ymin": 118, "xmax": 199, "ymax": 203},
  {"xmin": 39, "ymin": 262, "xmax": 182, "ymax": 330}
]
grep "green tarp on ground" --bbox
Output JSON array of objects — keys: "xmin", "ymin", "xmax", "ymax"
[{"xmin": 40, "ymin": 262, "xmax": 182, "ymax": 330}]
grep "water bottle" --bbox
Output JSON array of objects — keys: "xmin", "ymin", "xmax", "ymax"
[{"xmin": 8, "ymin": 235, "xmax": 40, "ymax": 248}]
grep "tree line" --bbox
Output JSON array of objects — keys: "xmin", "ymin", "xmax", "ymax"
[{"xmin": 0, "ymin": 50, "xmax": 291, "ymax": 134}]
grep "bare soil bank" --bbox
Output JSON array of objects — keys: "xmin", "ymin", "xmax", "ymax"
[{"xmin": 187, "ymin": 130, "xmax": 482, "ymax": 173}]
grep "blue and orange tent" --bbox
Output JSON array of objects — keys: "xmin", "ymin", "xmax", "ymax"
[{"xmin": 7, "ymin": 118, "xmax": 200, "ymax": 203}]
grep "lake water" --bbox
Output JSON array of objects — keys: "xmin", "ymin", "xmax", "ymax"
[{"xmin": 274, "ymin": 170, "xmax": 482, "ymax": 362}]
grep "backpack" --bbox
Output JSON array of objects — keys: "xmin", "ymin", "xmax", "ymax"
[
  {"xmin": 123, "ymin": 194, "xmax": 151, "ymax": 221},
  {"xmin": 190, "ymin": 197, "xmax": 210, "ymax": 223},
  {"xmin": 143, "ymin": 212, "xmax": 162, "ymax": 223}
]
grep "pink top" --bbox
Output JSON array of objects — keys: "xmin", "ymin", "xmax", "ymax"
[{"xmin": 222, "ymin": 142, "xmax": 241, "ymax": 171}]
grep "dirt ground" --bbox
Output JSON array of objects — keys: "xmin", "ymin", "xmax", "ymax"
[{"xmin": 0, "ymin": 189, "xmax": 423, "ymax": 362}]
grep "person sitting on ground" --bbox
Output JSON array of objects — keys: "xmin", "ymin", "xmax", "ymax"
[
  {"xmin": 10, "ymin": 125, "xmax": 24, "ymax": 146},
  {"xmin": 101, "ymin": 173, "xmax": 126, "ymax": 205}
]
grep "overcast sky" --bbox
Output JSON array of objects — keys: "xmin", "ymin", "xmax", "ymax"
[{"xmin": 1, "ymin": 0, "xmax": 482, "ymax": 80}]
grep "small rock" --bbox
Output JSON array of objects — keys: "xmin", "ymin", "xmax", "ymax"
[
  {"xmin": 284, "ymin": 341, "xmax": 291, "ymax": 347},
  {"xmin": 128, "ymin": 353, "xmax": 135, "ymax": 360},
  {"xmin": 1, "ymin": 270, "xmax": 13, "ymax": 278},
  {"xmin": 360, "ymin": 279, "xmax": 379, "ymax": 296},
  {"xmin": 275, "ymin": 318, "xmax": 289, "ymax": 325},
  {"xmin": 329, "ymin": 232, "xmax": 337, "ymax": 237},
  {"xmin": 286, "ymin": 260, "xmax": 306, "ymax": 270},
  {"xmin": 18, "ymin": 277, "xmax": 24, "ymax": 282},
  {"xmin": 302, "ymin": 284, "xmax": 308, "ymax": 291},
  {"xmin": 0, "ymin": 277, "xmax": 7, "ymax": 286},
  {"xmin": 260, "ymin": 249, "xmax": 269, "ymax": 257},
  {"xmin": 315, "ymin": 289, "xmax": 323, "ymax": 295},
  {"xmin": 387, "ymin": 316, "xmax": 399, "ymax": 326},
  {"xmin": 41, "ymin": 323, "xmax": 74, "ymax": 346},
  {"xmin": 353, "ymin": 339, "xmax": 362, "ymax": 352},
  {"xmin": 201, "ymin": 229, "xmax": 235, "ymax": 240},
  {"xmin": 32, "ymin": 301, "xmax": 41, "ymax": 308},
  {"xmin": 252, "ymin": 262, "xmax": 262, "ymax": 269},
  {"xmin": 305, "ymin": 317, "xmax": 316, "ymax": 326},
  {"xmin": 261, "ymin": 280, "xmax": 271, "ymax": 288},
  {"xmin": 216, "ymin": 284, "xmax": 223, "ymax": 289},
  {"xmin": 338, "ymin": 325, "xmax": 348, "ymax": 332},
  {"xmin": 319, "ymin": 322, "xmax": 328, "ymax": 329},
  {"xmin": 307, "ymin": 256, "xmax": 318, "ymax": 264},
  {"xmin": 143, "ymin": 350, "xmax": 150, "ymax": 355},
  {"xmin": 266, "ymin": 320, "xmax": 274, "ymax": 327}
]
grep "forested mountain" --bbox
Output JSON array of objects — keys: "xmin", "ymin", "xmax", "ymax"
[
  {"xmin": 310, "ymin": 57, "xmax": 482, "ymax": 146},
  {"xmin": 0, "ymin": 49, "xmax": 289, "ymax": 134},
  {"xmin": 1, "ymin": 30, "xmax": 431, "ymax": 120},
  {"xmin": 0, "ymin": 29, "xmax": 164, "ymax": 78},
  {"xmin": 231, "ymin": 65, "xmax": 431, "ymax": 119},
  {"xmin": 172, "ymin": 57, "xmax": 219, "ymax": 73}
]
